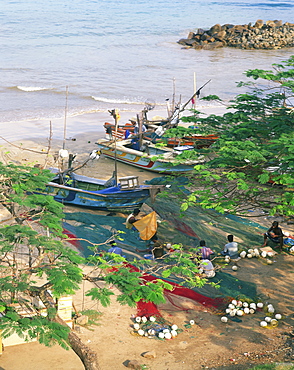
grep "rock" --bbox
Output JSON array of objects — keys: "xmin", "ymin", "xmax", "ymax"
[
  {"xmin": 203, "ymin": 41, "xmax": 224, "ymax": 50},
  {"xmin": 178, "ymin": 20, "xmax": 294, "ymax": 50},
  {"xmin": 142, "ymin": 351, "xmax": 156, "ymax": 359},
  {"xmin": 209, "ymin": 23, "xmax": 222, "ymax": 34},
  {"xmin": 255, "ymin": 19, "xmax": 264, "ymax": 28},
  {"xmin": 75, "ymin": 315, "xmax": 88, "ymax": 326},
  {"xmin": 212, "ymin": 30, "xmax": 226, "ymax": 40},
  {"xmin": 127, "ymin": 360, "xmax": 141, "ymax": 369},
  {"xmin": 274, "ymin": 20, "xmax": 283, "ymax": 27}
]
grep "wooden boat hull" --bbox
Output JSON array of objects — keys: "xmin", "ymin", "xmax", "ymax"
[
  {"xmin": 96, "ymin": 139, "xmax": 201, "ymax": 174},
  {"xmin": 46, "ymin": 182, "xmax": 152, "ymax": 211},
  {"xmin": 44, "ymin": 172, "xmax": 159, "ymax": 211}
]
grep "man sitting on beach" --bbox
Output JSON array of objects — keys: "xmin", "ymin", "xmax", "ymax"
[
  {"xmin": 262, "ymin": 221, "xmax": 284, "ymax": 251},
  {"xmin": 198, "ymin": 240, "xmax": 214, "ymax": 260},
  {"xmin": 221, "ymin": 235, "xmax": 239, "ymax": 259}
]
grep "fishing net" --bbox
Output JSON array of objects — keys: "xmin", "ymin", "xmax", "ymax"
[{"xmin": 62, "ymin": 176, "xmax": 268, "ymax": 314}]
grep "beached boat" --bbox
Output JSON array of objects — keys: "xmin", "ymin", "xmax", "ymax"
[
  {"xmin": 103, "ymin": 121, "xmax": 218, "ymax": 148},
  {"xmin": 95, "ymin": 138, "xmax": 205, "ymax": 173},
  {"xmin": 45, "ymin": 170, "xmax": 164, "ymax": 211}
]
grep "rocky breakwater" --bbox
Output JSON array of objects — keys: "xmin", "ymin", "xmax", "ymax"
[{"xmin": 178, "ymin": 20, "xmax": 294, "ymax": 50}]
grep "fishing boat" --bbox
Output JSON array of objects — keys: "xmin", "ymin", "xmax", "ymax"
[
  {"xmin": 45, "ymin": 170, "xmax": 164, "ymax": 211},
  {"xmin": 95, "ymin": 138, "xmax": 205, "ymax": 174},
  {"xmin": 103, "ymin": 121, "xmax": 218, "ymax": 148}
]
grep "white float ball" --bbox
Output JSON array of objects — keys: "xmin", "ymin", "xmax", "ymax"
[
  {"xmin": 247, "ymin": 253, "xmax": 253, "ymax": 259},
  {"xmin": 267, "ymin": 305, "xmax": 275, "ymax": 313},
  {"xmin": 265, "ymin": 316, "xmax": 272, "ymax": 323},
  {"xmin": 232, "ymin": 265, "xmax": 238, "ymax": 271},
  {"xmin": 231, "ymin": 299, "xmax": 237, "ymax": 306},
  {"xmin": 260, "ymin": 321, "xmax": 267, "ymax": 327},
  {"xmin": 261, "ymin": 251, "xmax": 267, "ymax": 258},
  {"xmin": 267, "ymin": 259, "xmax": 273, "ymax": 265},
  {"xmin": 243, "ymin": 302, "xmax": 249, "ymax": 308},
  {"xmin": 138, "ymin": 329, "xmax": 145, "ymax": 336},
  {"xmin": 229, "ymin": 310, "xmax": 236, "ymax": 317},
  {"xmin": 158, "ymin": 332, "xmax": 165, "ymax": 339},
  {"xmin": 240, "ymin": 251, "xmax": 246, "ymax": 258},
  {"xmin": 133, "ymin": 323, "xmax": 140, "ymax": 330},
  {"xmin": 290, "ymin": 246, "xmax": 294, "ymax": 253},
  {"xmin": 171, "ymin": 330, "xmax": 178, "ymax": 337},
  {"xmin": 244, "ymin": 307, "xmax": 250, "ymax": 314},
  {"xmin": 148, "ymin": 329, "xmax": 156, "ymax": 336},
  {"xmin": 271, "ymin": 319, "xmax": 278, "ymax": 327},
  {"xmin": 267, "ymin": 252, "xmax": 274, "ymax": 258},
  {"xmin": 164, "ymin": 332, "xmax": 172, "ymax": 339},
  {"xmin": 149, "ymin": 316, "xmax": 156, "ymax": 322},
  {"xmin": 250, "ymin": 303, "xmax": 257, "ymax": 310},
  {"xmin": 249, "ymin": 309, "xmax": 255, "ymax": 314},
  {"xmin": 248, "ymin": 249, "xmax": 254, "ymax": 254},
  {"xmin": 190, "ymin": 320, "xmax": 195, "ymax": 325},
  {"xmin": 275, "ymin": 314, "xmax": 282, "ymax": 320},
  {"xmin": 171, "ymin": 324, "xmax": 178, "ymax": 331},
  {"xmin": 225, "ymin": 308, "xmax": 231, "ymax": 314},
  {"xmin": 135, "ymin": 316, "xmax": 141, "ymax": 323},
  {"xmin": 162, "ymin": 328, "xmax": 170, "ymax": 334},
  {"xmin": 141, "ymin": 316, "xmax": 147, "ymax": 323},
  {"xmin": 237, "ymin": 301, "xmax": 243, "ymax": 307},
  {"xmin": 221, "ymin": 316, "xmax": 228, "ymax": 323},
  {"xmin": 237, "ymin": 310, "xmax": 244, "ymax": 316},
  {"xmin": 228, "ymin": 304, "xmax": 235, "ymax": 309},
  {"xmin": 58, "ymin": 149, "xmax": 69, "ymax": 159},
  {"xmin": 257, "ymin": 302, "xmax": 264, "ymax": 308}
]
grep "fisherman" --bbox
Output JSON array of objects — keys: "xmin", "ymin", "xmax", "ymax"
[
  {"xmin": 199, "ymin": 259, "xmax": 216, "ymax": 278},
  {"xmin": 221, "ymin": 235, "xmax": 239, "ymax": 259},
  {"xmin": 107, "ymin": 240, "xmax": 123, "ymax": 256},
  {"xmin": 135, "ymin": 234, "xmax": 164, "ymax": 260},
  {"xmin": 125, "ymin": 208, "xmax": 140, "ymax": 230},
  {"xmin": 262, "ymin": 221, "xmax": 284, "ymax": 251},
  {"xmin": 198, "ymin": 240, "xmax": 214, "ymax": 260}
]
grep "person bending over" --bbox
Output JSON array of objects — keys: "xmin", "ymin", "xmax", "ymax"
[{"xmin": 126, "ymin": 208, "xmax": 140, "ymax": 230}]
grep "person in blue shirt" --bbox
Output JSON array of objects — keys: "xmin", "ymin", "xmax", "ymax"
[{"xmin": 107, "ymin": 241, "xmax": 124, "ymax": 256}]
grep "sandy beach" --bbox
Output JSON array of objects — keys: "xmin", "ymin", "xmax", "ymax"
[{"xmin": 1, "ymin": 106, "xmax": 294, "ymax": 370}]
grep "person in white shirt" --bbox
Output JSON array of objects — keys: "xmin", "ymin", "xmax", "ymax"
[
  {"xmin": 222, "ymin": 234, "xmax": 239, "ymax": 259},
  {"xmin": 199, "ymin": 259, "xmax": 215, "ymax": 278}
]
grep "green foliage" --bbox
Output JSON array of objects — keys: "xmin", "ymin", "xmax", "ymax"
[
  {"xmin": 86, "ymin": 287, "xmax": 114, "ymax": 307},
  {"xmin": 179, "ymin": 56, "xmax": 294, "ymax": 217},
  {"xmin": 0, "ymin": 160, "xmax": 214, "ymax": 359}
]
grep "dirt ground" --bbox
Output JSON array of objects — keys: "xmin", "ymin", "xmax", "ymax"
[{"xmin": 0, "ymin": 135, "xmax": 294, "ymax": 370}]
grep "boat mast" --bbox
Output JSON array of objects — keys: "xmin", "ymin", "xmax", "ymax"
[{"xmin": 109, "ymin": 109, "xmax": 119, "ymax": 186}]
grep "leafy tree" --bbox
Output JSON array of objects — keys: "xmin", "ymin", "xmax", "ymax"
[
  {"xmin": 176, "ymin": 56, "xmax": 294, "ymax": 218},
  {"xmin": 0, "ymin": 162, "xmax": 212, "ymax": 370}
]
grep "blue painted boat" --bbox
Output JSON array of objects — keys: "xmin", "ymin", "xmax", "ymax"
[{"xmin": 46, "ymin": 172, "xmax": 163, "ymax": 211}]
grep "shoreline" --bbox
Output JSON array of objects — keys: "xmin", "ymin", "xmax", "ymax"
[{"xmin": 0, "ymin": 104, "xmax": 228, "ymax": 143}]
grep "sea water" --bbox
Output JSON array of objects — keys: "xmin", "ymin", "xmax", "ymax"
[{"xmin": 0, "ymin": 0, "xmax": 293, "ymax": 124}]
